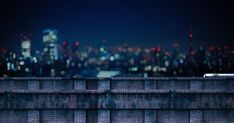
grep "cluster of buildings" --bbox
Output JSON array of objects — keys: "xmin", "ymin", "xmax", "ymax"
[{"xmin": 0, "ymin": 29, "xmax": 234, "ymax": 77}]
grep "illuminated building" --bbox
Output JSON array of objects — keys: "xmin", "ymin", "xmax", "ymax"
[
  {"xmin": 20, "ymin": 34, "xmax": 31, "ymax": 59},
  {"xmin": 99, "ymin": 40, "xmax": 109, "ymax": 61},
  {"xmin": 43, "ymin": 29, "xmax": 58, "ymax": 63}
]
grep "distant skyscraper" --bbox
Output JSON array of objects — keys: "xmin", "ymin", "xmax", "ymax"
[
  {"xmin": 20, "ymin": 34, "xmax": 31, "ymax": 59},
  {"xmin": 71, "ymin": 41, "xmax": 80, "ymax": 62},
  {"xmin": 43, "ymin": 29, "xmax": 58, "ymax": 63}
]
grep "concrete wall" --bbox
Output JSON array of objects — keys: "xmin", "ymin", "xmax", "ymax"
[
  {"xmin": 0, "ymin": 77, "xmax": 233, "ymax": 123},
  {"xmin": 0, "ymin": 110, "xmax": 233, "ymax": 123},
  {"xmin": 0, "ymin": 93, "xmax": 233, "ymax": 109}
]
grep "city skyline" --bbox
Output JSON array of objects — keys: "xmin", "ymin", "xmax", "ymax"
[
  {"xmin": 1, "ymin": 30, "xmax": 233, "ymax": 77},
  {"xmin": 0, "ymin": 0, "xmax": 234, "ymax": 51}
]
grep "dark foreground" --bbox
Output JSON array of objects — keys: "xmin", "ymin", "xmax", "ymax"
[{"xmin": 0, "ymin": 77, "xmax": 233, "ymax": 123}]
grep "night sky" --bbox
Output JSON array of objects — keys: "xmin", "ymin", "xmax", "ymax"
[{"xmin": 0, "ymin": 0, "xmax": 233, "ymax": 51}]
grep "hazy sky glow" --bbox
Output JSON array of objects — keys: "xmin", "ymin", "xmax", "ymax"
[{"xmin": 0, "ymin": 0, "xmax": 233, "ymax": 51}]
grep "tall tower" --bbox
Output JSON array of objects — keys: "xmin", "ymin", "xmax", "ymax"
[
  {"xmin": 20, "ymin": 34, "xmax": 31, "ymax": 59},
  {"xmin": 43, "ymin": 29, "xmax": 58, "ymax": 63},
  {"xmin": 188, "ymin": 26, "xmax": 194, "ymax": 55}
]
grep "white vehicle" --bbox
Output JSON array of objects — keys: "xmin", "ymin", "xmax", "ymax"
[{"xmin": 203, "ymin": 73, "xmax": 234, "ymax": 77}]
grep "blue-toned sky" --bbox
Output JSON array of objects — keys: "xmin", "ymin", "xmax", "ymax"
[{"xmin": 0, "ymin": 0, "xmax": 233, "ymax": 51}]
